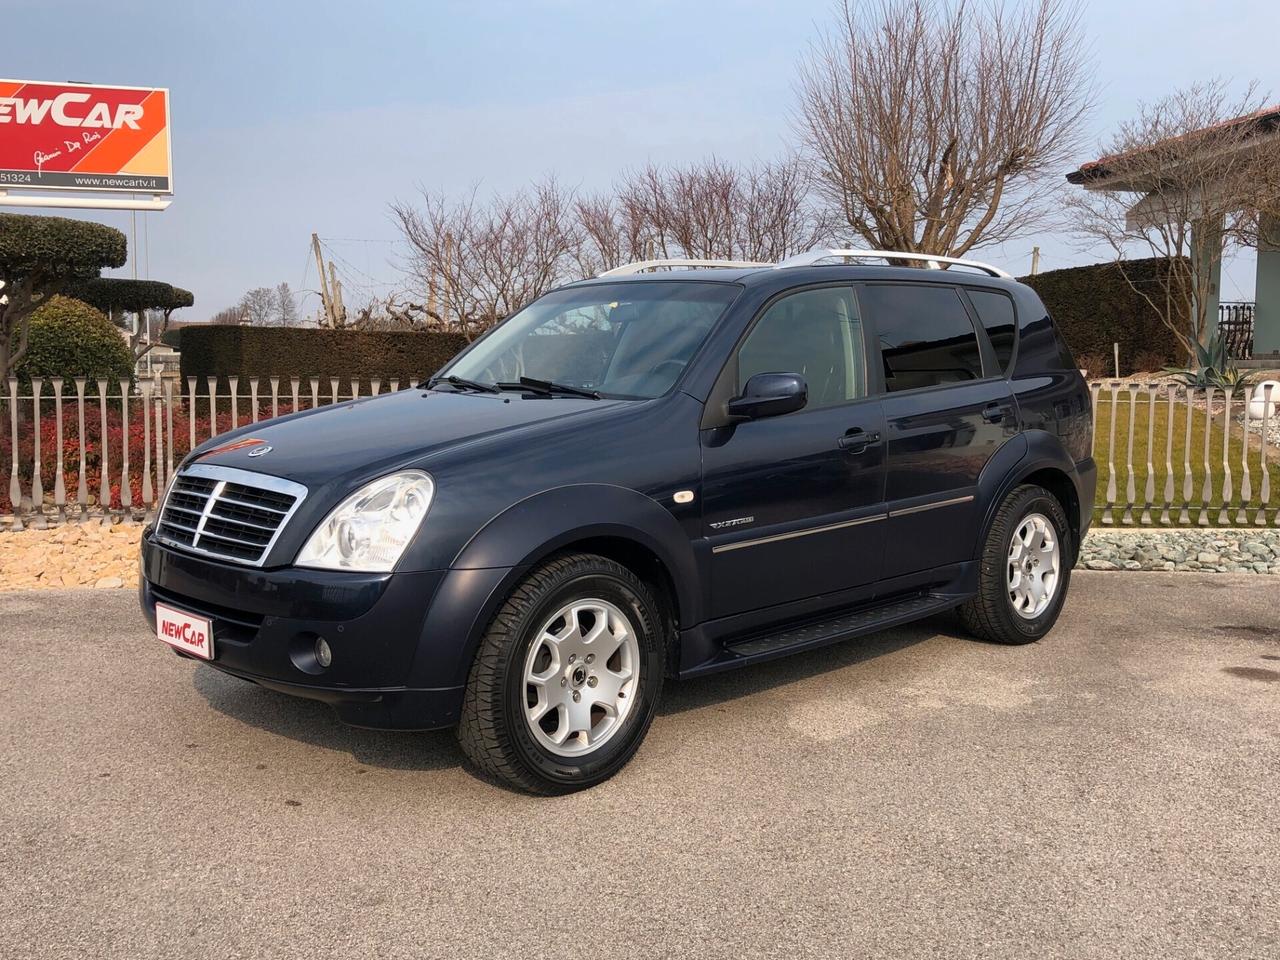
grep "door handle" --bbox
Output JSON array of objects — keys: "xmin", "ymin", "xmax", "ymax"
[
  {"xmin": 838, "ymin": 429, "xmax": 881, "ymax": 453},
  {"xmin": 981, "ymin": 403, "xmax": 1010, "ymax": 424}
]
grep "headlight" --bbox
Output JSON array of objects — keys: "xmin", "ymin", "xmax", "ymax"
[{"xmin": 296, "ymin": 471, "xmax": 434, "ymax": 572}]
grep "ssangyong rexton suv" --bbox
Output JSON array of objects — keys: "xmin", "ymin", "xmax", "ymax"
[{"xmin": 140, "ymin": 249, "xmax": 1095, "ymax": 793}]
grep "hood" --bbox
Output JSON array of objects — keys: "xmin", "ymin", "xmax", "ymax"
[{"xmin": 188, "ymin": 387, "xmax": 628, "ymax": 489}]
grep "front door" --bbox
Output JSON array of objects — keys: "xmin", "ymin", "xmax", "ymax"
[
  {"xmin": 701, "ymin": 285, "xmax": 887, "ymax": 619},
  {"xmin": 858, "ymin": 282, "xmax": 1018, "ymax": 580}
]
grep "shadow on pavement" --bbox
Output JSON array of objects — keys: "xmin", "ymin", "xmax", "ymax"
[
  {"xmin": 190, "ymin": 612, "xmax": 967, "ymax": 770},
  {"xmin": 191, "ymin": 666, "xmax": 463, "ymax": 772}
]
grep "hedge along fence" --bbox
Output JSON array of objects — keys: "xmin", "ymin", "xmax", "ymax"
[
  {"xmin": 175, "ymin": 325, "xmax": 470, "ymax": 392},
  {"xmin": 1020, "ymin": 257, "xmax": 1189, "ymax": 377}
]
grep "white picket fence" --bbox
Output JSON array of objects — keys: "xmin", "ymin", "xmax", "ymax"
[{"xmin": 2, "ymin": 375, "xmax": 1278, "ymax": 530}]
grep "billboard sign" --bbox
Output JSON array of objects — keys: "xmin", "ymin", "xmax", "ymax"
[{"xmin": 0, "ymin": 80, "xmax": 172, "ymax": 194}]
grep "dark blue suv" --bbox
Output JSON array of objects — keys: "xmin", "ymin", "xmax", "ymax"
[{"xmin": 140, "ymin": 250, "xmax": 1095, "ymax": 793}]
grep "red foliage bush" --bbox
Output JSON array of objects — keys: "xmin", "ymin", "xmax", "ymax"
[{"xmin": 1, "ymin": 399, "xmax": 300, "ymax": 513}]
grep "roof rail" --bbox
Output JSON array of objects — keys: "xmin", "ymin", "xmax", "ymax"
[
  {"xmin": 774, "ymin": 248, "xmax": 1012, "ymax": 279},
  {"xmin": 598, "ymin": 258, "xmax": 771, "ymax": 277}
]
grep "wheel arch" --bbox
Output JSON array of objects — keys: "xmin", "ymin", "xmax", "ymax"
[
  {"xmin": 975, "ymin": 431, "xmax": 1085, "ymax": 562},
  {"xmin": 414, "ymin": 485, "xmax": 699, "ymax": 690}
]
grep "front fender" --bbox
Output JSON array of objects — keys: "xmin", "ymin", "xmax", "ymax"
[{"xmin": 407, "ymin": 484, "xmax": 700, "ymax": 691}]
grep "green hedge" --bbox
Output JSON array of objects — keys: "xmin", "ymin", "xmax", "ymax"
[
  {"xmin": 1020, "ymin": 258, "xmax": 1189, "ymax": 375},
  {"xmin": 16, "ymin": 295, "xmax": 134, "ymax": 392},
  {"xmin": 176, "ymin": 326, "xmax": 470, "ymax": 388}
]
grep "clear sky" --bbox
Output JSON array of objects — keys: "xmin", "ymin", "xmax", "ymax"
[{"xmin": 4, "ymin": 0, "xmax": 1276, "ymax": 318}]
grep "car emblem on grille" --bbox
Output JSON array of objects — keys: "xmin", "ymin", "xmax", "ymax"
[{"xmin": 247, "ymin": 444, "xmax": 273, "ymax": 458}]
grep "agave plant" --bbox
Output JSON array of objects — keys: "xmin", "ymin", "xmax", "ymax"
[{"xmin": 1163, "ymin": 332, "xmax": 1255, "ymax": 394}]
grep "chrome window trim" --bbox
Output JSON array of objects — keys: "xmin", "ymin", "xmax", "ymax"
[{"xmin": 153, "ymin": 463, "xmax": 309, "ymax": 568}]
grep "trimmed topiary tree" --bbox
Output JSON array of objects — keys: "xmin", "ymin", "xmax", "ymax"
[
  {"xmin": 16, "ymin": 295, "xmax": 134, "ymax": 392},
  {"xmin": 68, "ymin": 277, "xmax": 195, "ymax": 359},
  {"xmin": 0, "ymin": 213, "xmax": 128, "ymax": 377}
]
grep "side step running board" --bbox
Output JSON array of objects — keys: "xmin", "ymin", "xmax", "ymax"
[{"xmin": 723, "ymin": 592, "xmax": 961, "ymax": 662}]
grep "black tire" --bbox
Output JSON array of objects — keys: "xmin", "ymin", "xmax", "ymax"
[
  {"xmin": 455, "ymin": 552, "xmax": 666, "ymax": 794},
  {"xmin": 959, "ymin": 484, "xmax": 1073, "ymax": 645}
]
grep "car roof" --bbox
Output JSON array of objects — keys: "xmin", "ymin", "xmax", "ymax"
[{"xmin": 564, "ymin": 264, "xmax": 1027, "ymax": 295}]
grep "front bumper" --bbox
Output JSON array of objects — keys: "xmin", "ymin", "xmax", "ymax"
[{"xmin": 139, "ymin": 530, "xmax": 463, "ymax": 729}]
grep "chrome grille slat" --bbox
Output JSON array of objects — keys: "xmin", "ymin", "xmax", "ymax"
[{"xmin": 154, "ymin": 464, "xmax": 308, "ymax": 568}]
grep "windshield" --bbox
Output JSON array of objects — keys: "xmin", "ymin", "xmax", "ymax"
[{"xmin": 442, "ymin": 281, "xmax": 741, "ymax": 399}]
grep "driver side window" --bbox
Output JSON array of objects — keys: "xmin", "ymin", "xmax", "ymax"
[{"xmin": 737, "ymin": 287, "xmax": 866, "ymax": 410}]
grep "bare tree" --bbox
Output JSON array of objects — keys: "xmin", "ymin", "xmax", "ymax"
[
  {"xmin": 1070, "ymin": 82, "xmax": 1280, "ymax": 356},
  {"xmin": 274, "ymin": 281, "xmax": 300, "ymax": 327},
  {"xmin": 392, "ymin": 176, "xmax": 581, "ymax": 340},
  {"xmin": 238, "ymin": 286, "xmax": 278, "ymax": 326},
  {"xmin": 797, "ymin": 0, "xmax": 1092, "ymax": 256},
  {"xmin": 209, "ymin": 304, "xmax": 246, "ymax": 325}
]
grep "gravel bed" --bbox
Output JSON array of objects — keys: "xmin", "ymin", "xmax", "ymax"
[{"xmin": 1078, "ymin": 528, "xmax": 1280, "ymax": 574}]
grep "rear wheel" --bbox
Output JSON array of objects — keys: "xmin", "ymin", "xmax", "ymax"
[
  {"xmin": 960, "ymin": 484, "xmax": 1072, "ymax": 645},
  {"xmin": 456, "ymin": 553, "xmax": 665, "ymax": 794}
]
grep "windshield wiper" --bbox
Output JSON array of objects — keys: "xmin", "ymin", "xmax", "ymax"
[
  {"xmin": 427, "ymin": 374, "xmax": 500, "ymax": 394},
  {"xmin": 495, "ymin": 376, "xmax": 600, "ymax": 400}
]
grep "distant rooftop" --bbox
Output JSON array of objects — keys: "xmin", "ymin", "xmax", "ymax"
[{"xmin": 1067, "ymin": 103, "xmax": 1280, "ymax": 187}]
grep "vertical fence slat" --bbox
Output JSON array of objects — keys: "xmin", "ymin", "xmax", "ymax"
[
  {"xmin": 153, "ymin": 387, "xmax": 165, "ymax": 522},
  {"xmin": 290, "ymin": 376, "xmax": 300, "ymax": 412},
  {"xmin": 118, "ymin": 379, "xmax": 132, "ymax": 516},
  {"xmin": 390, "ymin": 379, "xmax": 400, "ymax": 393},
  {"xmin": 1258, "ymin": 384, "xmax": 1274, "ymax": 527},
  {"xmin": 74, "ymin": 377, "xmax": 88, "ymax": 523},
  {"xmin": 7, "ymin": 378, "xmax": 23, "ymax": 531},
  {"xmin": 1161, "ymin": 384, "xmax": 1175, "ymax": 525},
  {"xmin": 310, "ymin": 378, "xmax": 320, "ymax": 409},
  {"xmin": 371, "ymin": 378, "xmax": 381, "ymax": 397},
  {"xmin": 249, "ymin": 378, "xmax": 260, "ymax": 423},
  {"xmin": 330, "ymin": 378, "xmax": 340, "ymax": 405},
  {"xmin": 409, "ymin": 379, "xmax": 420, "ymax": 390},
  {"xmin": 52, "ymin": 378, "xmax": 66, "ymax": 523},
  {"xmin": 141, "ymin": 379, "xmax": 154, "ymax": 515},
  {"xmin": 1122, "ymin": 384, "xmax": 1137, "ymax": 524},
  {"xmin": 270, "ymin": 376, "xmax": 280, "ymax": 419},
  {"xmin": 1200, "ymin": 387, "xmax": 1214, "ymax": 525},
  {"xmin": 1180, "ymin": 386, "xmax": 1194, "ymax": 525},
  {"xmin": 229, "ymin": 376, "xmax": 240, "ymax": 429},
  {"xmin": 1141, "ymin": 383, "xmax": 1156, "ymax": 525},
  {"xmin": 350, "ymin": 378, "xmax": 360, "ymax": 401},
  {"xmin": 206, "ymin": 377, "xmax": 219, "ymax": 438},
  {"xmin": 1218, "ymin": 389, "xmax": 1233, "ymax": 526},
  {"xmin": 1238, "ymin": 386, "xmax": 1253, "ymax": 525},
  {"xmin": 30, "ymin": 378, "xmax": 45, "ymax": 527},
  {"xmin": 96, "ymin": 379, "xmax": 111, "ymax": 521},
  {"xmin": 1103, "ymin": 383, "xmax": 1118, "ymax": 525},
  {"xmin": 187, "ymin": 377, "xmax": 197, "ymax": 450},
  {"xmin": 164, "ymin": 377, "xmax": 175, "ymax": 484}
]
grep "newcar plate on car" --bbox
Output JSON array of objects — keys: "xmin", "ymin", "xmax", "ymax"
[{"xmin": 156, "ymin": 603, "xmax": 214, "ymax": 660}]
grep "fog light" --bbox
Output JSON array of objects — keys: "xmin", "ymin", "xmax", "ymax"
[{"xmin": 315, "ymin": 637, "xmax": 333, "ymax": 668}]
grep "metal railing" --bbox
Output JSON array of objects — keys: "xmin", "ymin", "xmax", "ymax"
[
  {"xmin": 2, "ymin": 375, "xmax": 1277, "ymax": 529},
  {"xmin": 1219, "ymin": 301, "xmax": 1255, "ymax": 360}
]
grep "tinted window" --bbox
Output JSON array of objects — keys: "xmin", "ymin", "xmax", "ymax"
[
  {"xmin": 861, "ymin": 284, "xmax": 983, "ymax": 392},
  {"xmin": 738, "ymin": 287, "xmax": 865, "ymax": 410},
  {"xmin": 967, "ymin": 289, "xmax": 1016, "ymax": 373}
]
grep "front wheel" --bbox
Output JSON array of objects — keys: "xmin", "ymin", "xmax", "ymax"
[
  {"xmin": 959, "ymin": 484, "xmax": 1072, "ymax": 645},
  {"xmin": 456, "ymin": 553, "xmax": 666, "ymax": 794}
]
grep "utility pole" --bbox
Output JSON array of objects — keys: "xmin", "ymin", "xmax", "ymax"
[
  {"xmin": 328, "ymin": 262, "xmax": 346, "ymax": 328},
  {"xmin": 311, "ymin": 233, "xmax": 335, "ymax": 327},
  {"xmin": 1030, "ymin": 246, "xmax": 1041, "ymax": 276}
]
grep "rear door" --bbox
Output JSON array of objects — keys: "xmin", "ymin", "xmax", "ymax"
[
  {"xmin": 701, "ymin": 285, "xmax": 886, "ymax": 618},
  {"xmin": 858, "ymin": 282, "xmax": 1017, "ymax": 580}
]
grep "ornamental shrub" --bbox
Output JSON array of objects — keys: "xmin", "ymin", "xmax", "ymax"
[{"xmin": 14, "ymin": 295, "xmax": 134, "ymax": 392}]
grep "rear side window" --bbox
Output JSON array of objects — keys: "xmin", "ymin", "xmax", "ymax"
[
  {"xmin": 860, "ymin": 284, "xmax": 983, "ymax": 393},
  {"xmin": 966, "ymin": 289, "xmax": 1017, "ymax": 374}
]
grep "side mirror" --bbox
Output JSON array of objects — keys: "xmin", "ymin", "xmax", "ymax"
[{"xmin": 726, "ymin": 372, "xmax": 808, "ymax": 422}]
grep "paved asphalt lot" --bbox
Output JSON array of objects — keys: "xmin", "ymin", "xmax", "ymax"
[{"xmin": 1, "ymin": 573, "xmax": 1277, "ymax": 959}]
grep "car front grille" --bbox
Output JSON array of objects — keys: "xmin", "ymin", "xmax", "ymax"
[{"xmin": 155, "ymin": 464, "xmax": 308, "ymax": 567}]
